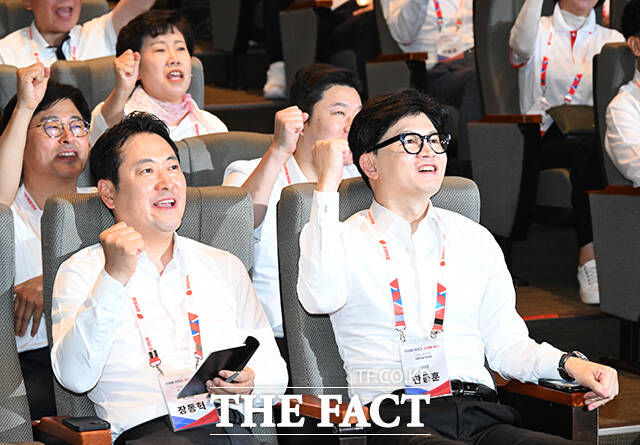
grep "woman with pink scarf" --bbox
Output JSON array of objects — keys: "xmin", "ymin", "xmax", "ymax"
[{"xmin": 89, "ymin": 10, "xmax": 227, "ymax": 145}]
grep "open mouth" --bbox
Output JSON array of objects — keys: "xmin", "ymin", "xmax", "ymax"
[
  {"xmin": 55, "ymin": 150, "xmax": 78, "ymax": 160},
  {"xmin": 55, "ymin": 7, "xmax": 73, "ymax": 19},
  {"xmin": 153, "ymin": 198, "xmax": 177, "ymax": 208},
  {"xmin": 167, "ymin": 70, "xmax": 184, "ymax": 81},
  {"xmin": 418, "ymin": 165, "xmax": 437, "ymax": 173}
]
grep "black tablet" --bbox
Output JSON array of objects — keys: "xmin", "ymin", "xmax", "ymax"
[{"xmin": 177, "ymin": 336, "xmax": 260, "ymax": 398}]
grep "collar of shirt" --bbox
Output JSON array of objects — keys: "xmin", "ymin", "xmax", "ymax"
[
  {"xmin": 132, "ymin": 232, "xmax": 185, "ymax": 279},
  {"xmin": 368, "ymin": 199, "xmax": 445, "ymax": 246},
  {"xmin": 29, "ymin": 20, "xmax": 80, "ymax": 58},
  {"xmin": 551, "ymin": 3, "xmax": 596, "ymax": 33}
]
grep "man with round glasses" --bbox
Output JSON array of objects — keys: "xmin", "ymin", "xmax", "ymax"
[
  {"xmin": 297, "ymin": 89, "xmax": 618, "ymax": 444},
  {"xmin": 0, "ymin": 62, "xmax": 93, "ymax": 419}
]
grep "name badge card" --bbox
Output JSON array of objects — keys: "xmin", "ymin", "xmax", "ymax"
[
  {"xmin": 436, "ymin": 31, "xmax": 463, "ymax": 62},
  {"xmin": 529, "ymin": 96, "xmax": 554, "ymax": 132},
  {"xmin": 158, "ymin": 371, "xmax": 220, "ymax": 432},
  {"xmin": 400, "ymin": 337, "xmax": 452, "ymax": 397}
]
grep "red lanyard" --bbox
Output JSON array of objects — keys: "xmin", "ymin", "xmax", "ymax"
[
  {"xmin": 23, "ymin": 190, "xmax": 38, "ymax": 212},
  {"xmin": 131, "ymin": 274, "xmax": 203, "ymax": 375},
  {"xmin": 368, "ymin": 208, "xmax": 448, "ymax": 342},
  {"xmin": 283, "ymin": 163, "xmax": 292, "ymax": 185},
  {"xmin": 540, "ymin": 30, "xmax": 592, "ymax": 104},
  {"xmin": 29, "ymin": 25, "xmax": 77, "ymax": 63},
  {"xmin": 634, "ymin": 79, "xmax": 640, "ymax": 90},
  {"xmin": 433, "ymin": 0, "xmax": 464, "ymax": 31}
]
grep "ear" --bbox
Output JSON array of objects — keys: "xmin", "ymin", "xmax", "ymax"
[
  {"xmin": 628, "ymin": 36, "xmax": 640, "ymax": 59},
  {"xmin": 97, "ymin": 179, "xmax": 117, "ymax": 210},
  {"xmin": 22, "ymin": 0, "xmax": 32, "ymax": 11},
  {"xmin": 359, "ymin": 152, "xmax": 379, "ymax": 182}
]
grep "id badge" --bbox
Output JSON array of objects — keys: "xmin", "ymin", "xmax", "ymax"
[
  {"xmin": 158, "ymin": 370, "xmax": 220, "ymax": 432},
  {"xmin": 529, "ymin": 96, "xmax": 554, "ymax": 133},
  {"xmin": 400, "ymin": 337, "xmax": 452, "ymax": 397},
  {"xmin": 436, "ymin": 31, "xmax": 463, "ymax": 62}
]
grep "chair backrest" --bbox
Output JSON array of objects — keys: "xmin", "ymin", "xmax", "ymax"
[
  {"xmin": 0, "ymin": 0, "xmax": 110, "ymax": 38},
  {"xmin": 41, "ymin": 186, "xmax": 254, "ymax": 417},
  {"xmin": 50, "ymin": 56, "xmax": 206, "ymax": 110},
  {"xmin": 609, "ymin": 0, "xmax": 631, "ymax": 33},
  {"xmin": 593, "ymin": 42, "xmax": 636, "ymax": 186},
  {"xmin": 373, "ymin": 0, "xmax": 402, "ymax": 55},
  {"xmin": 0, "ymin": 205, "xmax": 34, "ymax": 442},
  {"xmin": 277, "ymin": 176, "xmax": 480, "ymax": 395},
  {"xmin": 0, "ymin": 63, "xmax": 17, "ymax": 109},
  {"xmin": 175, "ymin": 131, "xmax": 273, "ymax": 186}
]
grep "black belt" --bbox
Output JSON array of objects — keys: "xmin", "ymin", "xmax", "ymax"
[{"xmin": 390, "ymin": 380, "xmax": 498, "ymax": 403}]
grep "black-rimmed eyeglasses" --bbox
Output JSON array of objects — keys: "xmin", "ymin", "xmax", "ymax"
[
  {"xmin": 371, "ymin": 132, "xmax": 450, "ymax": 155},
  {"xmin": 32, "ymin": 119, "xmax": 90, "ymax": 139}
]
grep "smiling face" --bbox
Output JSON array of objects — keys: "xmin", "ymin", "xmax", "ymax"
[
  {"xmin": 558, "ymin": 0, "xmax": 600, "ymax": 16},
  {"xmin": 138, "ymin": 28, "xmax": 192, "ymax": 104},
  {"xmin": 23, "ymin": 98, "xmax": 89, "ymax": 184},
  {"xmin": 100, "ymin": 132, "xmax": 186, "ymax": 241},
  {"xmin": 360, "ymin": 113, "xmax": 447, "ymax": 201},
  {"xmin": 24, "ymin": 0, "xmax": 81, "ymax": 34}
]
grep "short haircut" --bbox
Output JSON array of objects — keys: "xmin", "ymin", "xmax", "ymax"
[
  {"xmin": 289, "ymin": 63, "xmax": 362, "ymax": 118},
  {"xmin": 348, "ymin": 89, "xmax": 448, "ymax": 188},
  {"xmin": 90, "ymin": 112, "xmax": 180, "ymax": 189},
  {"xmin": 116, "ymin": 9, "xmax": 195, "ymax": 56},
  {"xmin": 0, "ymin": 81, "xmax": 90, "ymax": 135},
  {"xmin": 622, "ymin": 0, "xmax": 640, "ymax": 39}
]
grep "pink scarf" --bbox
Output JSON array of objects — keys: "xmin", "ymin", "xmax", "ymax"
[{"xmin": 127, "ymin": 86, "xmax": 215, "ymax": 135}]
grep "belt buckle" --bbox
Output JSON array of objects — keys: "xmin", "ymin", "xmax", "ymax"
[{"xmin": 462, "ymin": 382, "xmax": 479, "ymax": 396}]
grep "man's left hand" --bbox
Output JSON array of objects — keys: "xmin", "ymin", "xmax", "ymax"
[
  {"xmin": 13, "ymin": 275, "xmax": 44, "ymax": 337},
  {"xmin": 565, "ymin": 357, "xmax": 619, "ymax": 411},
  {"xmin": 206, "ymin": 367, "xmax": 255, "ymax": 395}
]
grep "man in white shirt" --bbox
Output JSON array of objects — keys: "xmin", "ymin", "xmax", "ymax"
[
  {"xmin": 223, "ymin": 64, "xmax": 362, "ymax": 357},
  {"xmin": 0, "ymin": 62, "xmax": 93, "ymax": 419},
  {"xmin": 297, "ymin": 89, "xmax": 618, "ymax": 444},
  {"xmin": 0, "ymin": 0, "xmax": 155, "ymax": 68},
  {"xmin": 380, "ymin": 0, "xmax": 481, "ymax": 164},
  {"xmin": 51, "ymin": 113, "xmax": 288, "ymax": 443},
  {"xmin": 605, "ymin": 0, "xmax": 640, "ymax": 187}
]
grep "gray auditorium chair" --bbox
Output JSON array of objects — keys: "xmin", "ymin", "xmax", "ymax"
[
  {"xmin": 175, "ymin": 131, "xmax": 273, "ymax": 186},
  {"xmin": 469, "ymin": 0, "xmax": 578, "ymax": 246},
  {"xmin": 50, "ymin": 55, "xmax": 206, "ymax": 109},
  {"xmin": 0, "ymin": 63, "xmax": 17, "ymax": 109},
  {"xmin": 0, "ymin": 0, "xmax": 110, "ymax": 38},
  {"xmin": 276, "ymin": 176, "xmax": 597, "ymax": 443},
  {"xmin": 609, "ymin": 0, "xmax": 631, "ymax": 33},
  {"xmin": 590, "ymin": 41, "xmax": 640, "ymax": 374},
  {"xmin": 41, "ymin": 187, "xmax": 278, "ymax": 443}
]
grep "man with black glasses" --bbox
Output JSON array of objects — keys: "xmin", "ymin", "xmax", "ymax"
[
  {"xmin": 0, "ymin": 62, "xmax": 93, "ymax": 419},
  {"xmin": 297, "ymin": 88, "xmax": 619, "ymax": 444}
]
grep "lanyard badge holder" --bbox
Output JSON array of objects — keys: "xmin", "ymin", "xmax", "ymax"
[{"xmin": 434, "ymin": 0, "xmax": 465, "ymax": 62}]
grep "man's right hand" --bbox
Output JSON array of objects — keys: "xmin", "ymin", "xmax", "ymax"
[
  {"xmin": 16, "ymin": 63, "xmax": 50, "ymax": 111},
  {"xmin": 100, "ymin": 222, "xmax": 144, "ymax": 286},
  {"xmin": 113, "ymin": 49, "xmax": 140, "ymax": 98},
  {"xmin": 271, "ymin": 106, "xmax": 309, "ymax": 160}
]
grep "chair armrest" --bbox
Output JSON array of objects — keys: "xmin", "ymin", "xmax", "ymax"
[
  {"xmin": 367, "ymin": 52, "xmax": 429, "ymax": 63},
  {"xmin": 32, "ymin": 416, "xmax": 111, "ymax": 445},
  {"xmin": 476, "ymin": 114, "xmax": 542, "ymax": 124},
  {"xmin": 288, "ymin": 394, "xmax": 370, "ymax": 424},
  {"xmin": 494, "ymin": 375, "xmax": 586, "ymax": 407},
  {"xmin": 589, "ymin": 185, "xmax": 640, "ymax": 195},
  {"xmin": 284, "ymin": 0, "xmax": 332, "ymax": 10}
]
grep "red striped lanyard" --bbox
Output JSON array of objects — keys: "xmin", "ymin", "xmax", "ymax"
[
  {"xmin": 433, "ymin": 0, "xmax": 464, "ymax": 31},
  {"xmin": 634, "ymin": 79, "xmax": 640, "ymax": 90},
  {"xmin": 29, "ymin": 25, "xmax": 77, "ymax": 63},
  {"xmin": 131, "ymin": 274, "xmax": 203, "ymax": 375},
  {"xmin": 283, "ymin": 163, "xmax": 292, "ymax": 185},
  {"xmin": 540, "ymin": 30, "xmax": 591, "ymax": 104},
  {"xmin": 23, "ymin": 190, "xmax": 38, "ymax": 212},
  {"xmin": 368, "ymin": 209, "xmax": 448, "ymax": 342}
]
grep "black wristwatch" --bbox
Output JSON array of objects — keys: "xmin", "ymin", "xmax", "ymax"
[{"xmin": 558, "ymin": 351, "xmax": 588, "ymax": 381}]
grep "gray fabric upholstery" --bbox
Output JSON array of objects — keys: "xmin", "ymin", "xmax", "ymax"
[
  {"xmin": 208, "ymin": 0, "xmax": 244, "ymax": 53},
  {"xmin": 594, "ymin": 42, "xmax": 636, "ymax": 187},
  {"xmin": 40, "ymin": 186, "xmax": 254, "ymax": 417},
  {"xmin": 277, "ymin": 176, "xmax": 479, "ymax": 397},
  {"xmin": 0, "ymin": 0, "xmax": 109, "ymax": 38},
  {"xmin": 50, "ymin": 56, "xmax": 206, "ymax": 110},
  {"xmin": 609, "ymin": 0, "xmax": 631, "ymax": 33},
  {"xmin": 175, "ymin": 131, "xmax": 273, "ymax": 186},
  {"xmin": 0, "ymin": 205, "xmax": 34, "ymax": 442},
  {"xmin": 589, "ymin": 192, "xmax": 640, "ymax": 322},
  {"xmin": 279, "ymin": 7, "xmax": 321, "ymax": 95},
  {"xmin": 0, "ymin": 64, "xmax": 17, "ymax": 109}
]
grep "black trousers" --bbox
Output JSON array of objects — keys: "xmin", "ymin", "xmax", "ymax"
[
  {"xmin": 425, "ymin": 50, "xmax": 484, "ymax": 162},
  {"xmin": 114, "ymin": 410, "xmax": 258, "ymax": 445},
  {"xmin": 366, "ymin": 395, "xmax": 591, "ymax": 445},
  {"xmin": 18, "ymin": 346, "xmax": 57, "ymax": 420}
]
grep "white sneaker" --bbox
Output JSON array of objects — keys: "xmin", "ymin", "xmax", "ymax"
[
  {"xmin": 577, "ymin": 259, "xmax": 599, "ymax": 304},
  {"xmin": 263, "ymin": 61, "xmax": 286, "ymax": 100}
]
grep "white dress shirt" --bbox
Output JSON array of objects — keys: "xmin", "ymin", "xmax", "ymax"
[
  {"xmin": 298, "ymin": 191, "xmax": 564, "ymax": 405},
  {"xmin": 51, "ymin": 234, "xmax": 288, "ymax": 440},
  {"xmin": 0, "ymin": 13, "xmax": 117, "ymax": 68},
  {"xmin": 605, "ymin": 69, "xmax": 640, "ymax": 187},
  {"xmin": 510, "ymin": 2, "xmax": 623, "ymax": 119},
  {"xmin": 89, "ymin": 100, "xmax": 228, "ymax": 145},
  {"xmin": 223, "ymin": 155, "xmax": 360, "ymax": 338},
  {"xmin": 12, "ymin": 184, "xmax": 94, "ymax": 353},
  {"xmin": 380, "ymin": 0, "xmax": 474, "ymax": 69}
]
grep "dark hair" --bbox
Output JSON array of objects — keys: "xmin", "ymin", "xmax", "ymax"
[
  {"xmin": 289, "ymin": 63, "xmax": 362, "ymax": 118},
  {"xmin": 90, "ymin": 112, "xmax": 179, "ymax": 188},
  {"xmin": 622, "ymin": 0, "xmax": 640, "ymax": 39},
  {"xmin": 116, "ymin": 9, "xmax": 195, "ymax": 56},
  {"xmin": 348, "ymin": 89, "xmax": 448, "ymax": 188},
  {"xmin": 0, "ymin": 81, "xmax": 90, "ymax": 135}
]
